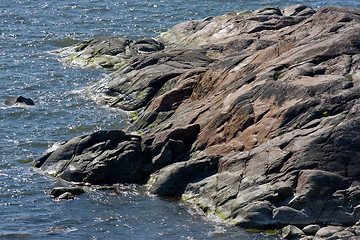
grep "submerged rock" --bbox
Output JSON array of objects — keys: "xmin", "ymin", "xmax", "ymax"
[{"xmin": 35, "ymin": 5, "xmax": 360, "ymax": 231}]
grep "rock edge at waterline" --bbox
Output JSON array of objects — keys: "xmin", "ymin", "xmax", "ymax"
[{"xmin": 35, "ymin": 5, "xmax": 360, "ymax": 238}]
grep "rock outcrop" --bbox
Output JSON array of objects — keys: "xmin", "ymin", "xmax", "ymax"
[{"xmin": 36, "ymin": 5, "xmax": 360, "ymax": 234}]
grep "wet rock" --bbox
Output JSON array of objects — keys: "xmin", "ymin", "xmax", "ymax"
[
  {"xmin": 4, "ymin": 96, "xmax": 34, "ymax": 106},
  {"xmin": 35, "ymin": 125, "xmax": 201, "ymax": 188},
  {"xmin": 302, "ymin": 225, "xmax": 321, "ymax": 236},
  {"xmin": 50, "ymin": 187, "xmax": 85, "ymax": 198},
  {"xmin": 32, "ymin": 141, "xmax": 67, "ymax": 168},
  {"xmin": 282, "ymin": 225, "xmax": 304, "ymax": 239},
  {"xmin": 38, "ymin": 130, "xmax": 147, "ymax": 184},
  {"xmin": 57, "ymin": 192, "xmax": 75, "ymax": 200}
]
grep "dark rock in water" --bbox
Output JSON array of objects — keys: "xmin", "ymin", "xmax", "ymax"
[
  {"xmin": 50, "ymin": 187, "xmax": 85, "ymax": 198},
  {"xmin": 38, "ymin": 130, "xmax": 147, "ymax": 184},
  {"xmin": 5, "ymin": 96, "xmax": 34, "ymax": 106},
  {"xmin": 57, "ymin": 192, "xmax": 75, "ymax": 200},
  {"xmin": 32, "ymin": 141, "xmax": 67, "ymax": 168},
  {"xmin": 36, "ymin": 4, "xmax": 360, "ymax": 231},
  {"xmin": 35, "ymin": 126, "xmax": 200, "ymax": 185}
]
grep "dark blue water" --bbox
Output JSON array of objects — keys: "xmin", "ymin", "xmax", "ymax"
[{"xmin": 1, "ymin": 0, "xmax": 359, "ymax": 239}]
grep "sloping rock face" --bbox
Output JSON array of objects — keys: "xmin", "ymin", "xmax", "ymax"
[
  {"xmin": 34, "ymin": 125, "xmax": 200, "ymax": 185},
  {"xmin": 36, "ymin": 5, "xmax": 360, "ymax": 230}
]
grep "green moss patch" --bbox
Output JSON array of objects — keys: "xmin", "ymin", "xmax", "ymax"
[
  {"xmin": 129, "ymin": 111, "xmax": 139, "ymax": 121},
  {"xmin": 273, "ymin": 70, "xmax": 281, "ymax": 80}
]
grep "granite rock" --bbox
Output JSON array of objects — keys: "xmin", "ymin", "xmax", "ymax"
[{"xmin": 35, "ymin": 5, "xmax": 360, "ymax": 230}]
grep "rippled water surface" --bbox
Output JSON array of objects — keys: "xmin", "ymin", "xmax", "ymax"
[{"xmin": 1, "ymin": 0, "xmax": 359, "ymax": 239}]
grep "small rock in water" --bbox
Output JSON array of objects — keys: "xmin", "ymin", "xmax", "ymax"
[
  {"xmin": 57, "ymin": 192, "xmax": 75, "ymax": 200},
  {"xmin": 4, "ymin": 96, "xmax": 35, "ymax": 106},
  {"xmin": 50, "ymin": 187, "xmax": 85, "ymax": 198}
]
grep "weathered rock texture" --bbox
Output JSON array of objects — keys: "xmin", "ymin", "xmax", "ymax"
[{"xmin": 36, "ymin": 5, "xmax": 360, "ymax": 231}]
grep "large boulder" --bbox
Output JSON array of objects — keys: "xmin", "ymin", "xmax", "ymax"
[
  {"xmin": 34, "ymin": 125, "xmax": 201, "ymax": 185},
  {"xmin": 36, "ymin": 130, "xmax": 147, "ymax": 184}
]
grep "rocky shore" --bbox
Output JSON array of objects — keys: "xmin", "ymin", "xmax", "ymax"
[{"xmin": 34, "ymin": 5, "xmax": 360, "ymax": 239}]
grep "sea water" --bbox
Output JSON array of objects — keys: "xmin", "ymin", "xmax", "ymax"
[{"xmin": 1, "ymin": 0, "xmax": 359, "ymax": 239}]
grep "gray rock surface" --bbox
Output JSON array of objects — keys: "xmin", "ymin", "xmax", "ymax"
[
  {"xmin": 39, "ymin": 130, "xmax": 146, "ymax": 184},
  {"xmin": 315, "ymin": 226, "xmax": 345, "ymax": 238},
  {"xmin": 302, "ymin": 225, "xmax": 321, "ymax": 236},
  {"xmin": 35, "ymin": 5, "xmax": 360, "ymax": 232},
  {"xmin": 282, "ymin": 225, "xmax": 304, "ymax": 239}
]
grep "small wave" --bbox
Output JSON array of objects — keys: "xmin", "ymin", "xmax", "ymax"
[
  {"xmin": 2, "ymin": 103, "xmax": 36, "ymax": 110},
  {"xmin": 45, "ymin": 226, "xmax": 78, "ymax": 233},
  {"xmin": 67, "ymin": 124, "xmax": 102, "ymax": 134}
]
